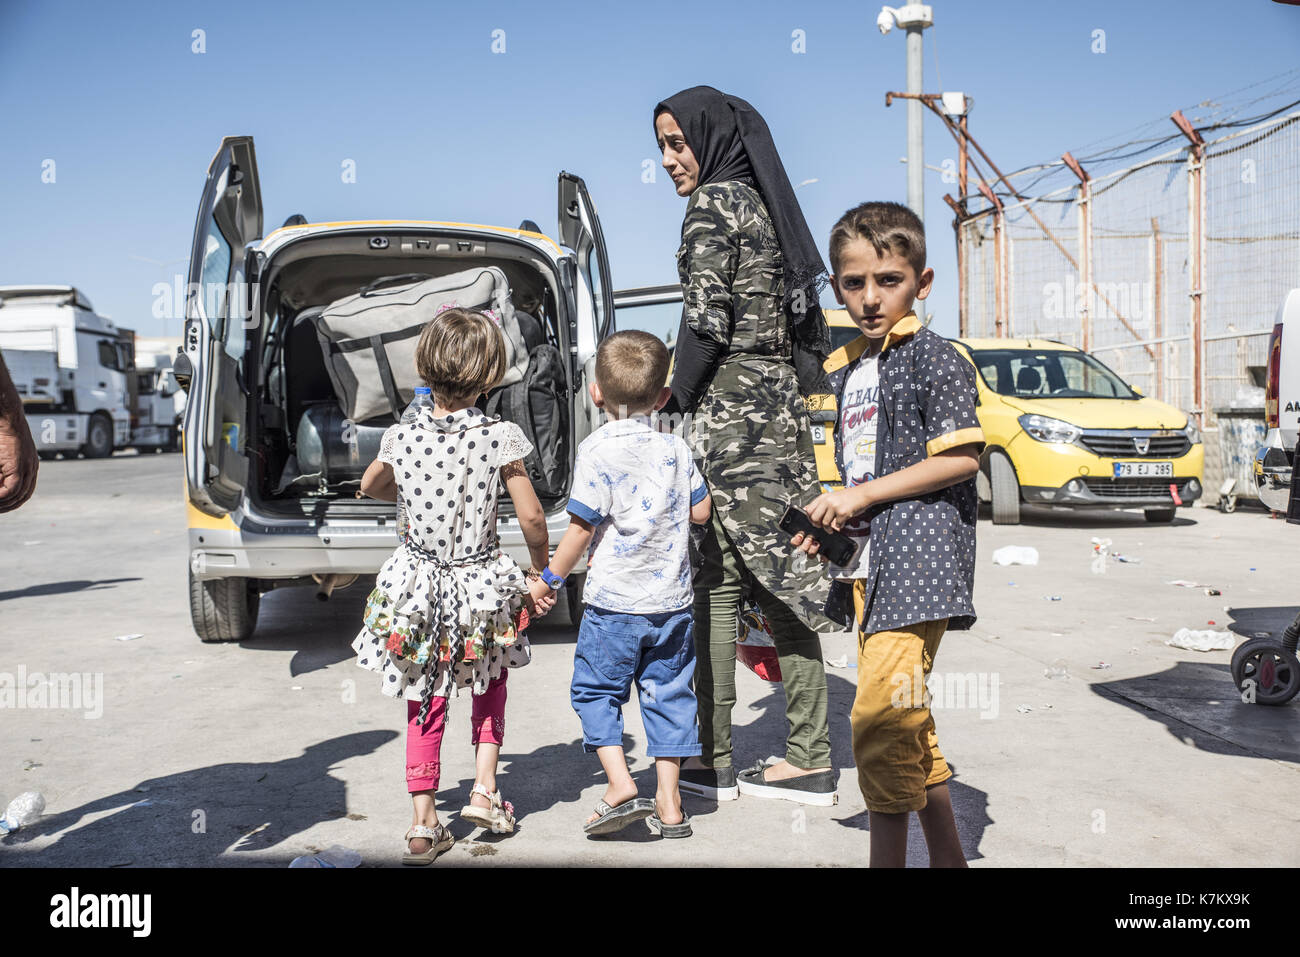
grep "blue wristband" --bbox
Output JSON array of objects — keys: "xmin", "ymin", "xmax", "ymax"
[{"xmin": 540, "ymin": 566, "xmax": 565, "ymax": 590}]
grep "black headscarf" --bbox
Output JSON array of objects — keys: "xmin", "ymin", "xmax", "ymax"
[{"xmin": 654, "ymin": 86, "xmax": 832, "ymax": 375}]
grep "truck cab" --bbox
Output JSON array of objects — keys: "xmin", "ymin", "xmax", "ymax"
[
  {"xmin": 0, "ymin": 285, "xmax": 132, "ymax": 458},
  {"xmin": 178, "ymin": 135, "xmax": 617, "ymax": 642}
]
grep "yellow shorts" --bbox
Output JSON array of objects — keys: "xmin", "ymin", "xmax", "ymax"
[{"xmin": 850, "ymin": 579, "xmax": 951, "ymax": 813}]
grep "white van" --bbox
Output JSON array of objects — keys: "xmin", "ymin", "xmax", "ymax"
[{"xmin": 178, "ymin": 136, "xmax": 623, "ymax": 642}]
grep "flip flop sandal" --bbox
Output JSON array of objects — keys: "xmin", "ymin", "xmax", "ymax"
[
  {"xmin": 646, "ymin": 809, "xmax": 693, "ymax": 839},
  {"xmin": 402, "ymin": 824, "xmax": 455, "ymax": 865},
  {"xmin": 583, "ymin": 797, "xmax": 655, "ymax": 835},
  {"xmin": 460, "ymin": 783, "xmax": 516, "ymax": 834}
]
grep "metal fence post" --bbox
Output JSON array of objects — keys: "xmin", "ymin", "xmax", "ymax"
[
  {"xmin": 1063, "ymin": 152, "xmax": 1092, "ymax": 352},
  {"xmin": 1172, "ymin": 109, "xmax": 1206, "ymax": 424},
  {"xmin": 979, "ymin": 181, "xmax": 1006, "ymax": 337}
]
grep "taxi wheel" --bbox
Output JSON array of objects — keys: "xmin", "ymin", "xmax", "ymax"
[
  {"xmin": 989, "ymin": 452, "xmax": 1021, "ymax": 525},
  {"xmin": 190, "ymin": 570, "xmax": 260, "ymax": 642},
  {"xmin": 1144, "ymin": 508, "xmax": 1177, "ymax": 523}
]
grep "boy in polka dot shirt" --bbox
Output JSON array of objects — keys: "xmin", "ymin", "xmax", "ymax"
[{"xmin": 792, "ymin": 201, "xmax": 984, "ymax": 867}]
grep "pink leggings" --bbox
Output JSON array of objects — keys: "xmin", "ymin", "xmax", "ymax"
[{"xmin": 405, "ymin": 671, "xmax": 507, "ymax": 793}]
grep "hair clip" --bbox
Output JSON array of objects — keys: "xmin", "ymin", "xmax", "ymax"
[
  {"xmin": 434, "ymin": 301, "xmax": 461, "ymax": 317},
  {"xmin": 482, "ymin": 307, "xmax": 501, "ymax": 324}
]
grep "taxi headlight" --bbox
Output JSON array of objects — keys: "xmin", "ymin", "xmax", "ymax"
[
  {"xmin": 1183, "ymin": 419, "xmax": 1202, "ymax": 444},
  {"xmin": 1018, "ymin": 414, "xmax": 1082, "ymax": 444}
]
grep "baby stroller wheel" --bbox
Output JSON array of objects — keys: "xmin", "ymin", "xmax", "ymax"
[{"xmin": 1231, "ymin": 638, "xmax": 1300, "ymax": 706}]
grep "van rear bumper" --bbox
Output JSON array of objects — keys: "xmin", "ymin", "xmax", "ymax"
[{"xmin": 189, "ymin": 505, "xmax": 571, "ymax": 580}]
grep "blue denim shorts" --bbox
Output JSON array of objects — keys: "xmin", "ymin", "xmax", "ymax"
[{"xmin": 570, "ymin": 605, "xmax": 701, "ymax": 758}]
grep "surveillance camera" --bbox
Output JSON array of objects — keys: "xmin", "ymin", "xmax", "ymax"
[{"xmin": 877, "ymin": 9, "xmax": 895, "ymax": 33}]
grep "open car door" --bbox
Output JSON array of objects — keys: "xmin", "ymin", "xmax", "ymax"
[
  {"xmin": 181, "ymin": 136, "xmax": 262, "ymax": 515},
  {"xmin": 558, "ymin": 172, "xmax": 617, "ymax": 434},
  {"xmin": 557, "ymin": 171, "xmax": 615, "ymax": 341}
]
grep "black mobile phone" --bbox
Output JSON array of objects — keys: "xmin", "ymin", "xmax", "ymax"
[{"xmin": 779, "ymin": 504, "xmax": 859, "ymax": 567}]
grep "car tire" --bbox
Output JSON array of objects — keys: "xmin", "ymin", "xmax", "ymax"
[
  {"xmin": 989, "ymin": 452, "xmax": 1021, "ymax": 525},
  {"xmin": 566, "ymin": 572, "xmax": 586, "ymax": 626},
  {"xmin": 80, "ymin": 413, "xmax": 114, "ymax": 459},
  {"xmin": 1230, "ymin": 638, "xmax": 1300, "ymax": 706},
  {"xmin": 37, "ymin": 450, "xmax": 57, "ymax": 461},
  {"xmin": 190, "ymin": 569, "xmax": 260, "ymax": 642},
  {"xmin": 1144, "ymin": 507, "xmax": 1177, "ymax": 523}
]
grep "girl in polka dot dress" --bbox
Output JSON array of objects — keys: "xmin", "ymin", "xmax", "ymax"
[{"xmin": 353, "ymin": 307, "xmax": 556, "ymax": 864}]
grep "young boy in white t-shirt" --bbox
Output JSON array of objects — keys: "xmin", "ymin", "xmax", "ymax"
[{"xmin": 529, "ymin": 330, "xmax": 712, "ymax": 839}]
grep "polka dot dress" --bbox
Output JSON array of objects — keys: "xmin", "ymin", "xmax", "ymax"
[{"xmin": 351, "ymin": 407, "xmax": 535, "ymax": 721}]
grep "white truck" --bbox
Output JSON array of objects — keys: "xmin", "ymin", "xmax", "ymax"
[
  {"xmin": 127, "ymin": 352, "xmax": 184, "ymax": 452},
  {"xmin": 0, "ymin": 285, "xmax": 182, "ymax": 457}
]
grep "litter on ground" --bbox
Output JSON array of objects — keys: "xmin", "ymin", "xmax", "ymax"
[
  {"xmin": 1166, "ymin": 628, "xmax": 1235, "ymax": 652},
  {"xmin": 114, "ymin": 633, "xmax": 143, "ymax": 641},
  {"xmin": 992, "ymin": 546, "xmax": 1039, "ymax": 566}
]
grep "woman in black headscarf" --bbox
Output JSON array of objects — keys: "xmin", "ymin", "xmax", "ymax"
[{"xmin": 654, "ymin": 86, "xmax": 837, "ymax": 805}]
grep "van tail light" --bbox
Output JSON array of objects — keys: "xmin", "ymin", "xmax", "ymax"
[{"xmin": 1265, "ymin": 322, "xmax": 1282, "ymax": 427}]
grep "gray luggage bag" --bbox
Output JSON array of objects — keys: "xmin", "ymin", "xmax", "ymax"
[{"xmin": 313, "ymin": 267, "xmax": 529, "ymax": 423}]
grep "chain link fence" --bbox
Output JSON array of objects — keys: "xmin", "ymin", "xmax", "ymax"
[{"xmin": 957, "ymin": 110, "xmax": 1300, "ymax": 427}]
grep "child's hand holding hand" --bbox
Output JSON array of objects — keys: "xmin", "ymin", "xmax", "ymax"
[{"xmin": 526, "ymin": 578, "xmax": 556, "ymax": 617}]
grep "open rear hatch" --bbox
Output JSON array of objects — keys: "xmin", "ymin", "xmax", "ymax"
[{"xmin": 247, "ymin": 228, "xmax": 573, "ymax": 521}]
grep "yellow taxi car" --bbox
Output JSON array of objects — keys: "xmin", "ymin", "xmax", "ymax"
[{"xmin": 821, "ymin": 310, "xmax": 1205, "ymax": 524}]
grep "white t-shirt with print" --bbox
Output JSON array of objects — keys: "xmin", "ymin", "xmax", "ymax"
[
  {"xmin": 828, "ymin": 350, "xmax": 881, "ymax": 580},
  {"xmin": 566, "ymin": 416, "xmax": 708, "ymax": 615}
]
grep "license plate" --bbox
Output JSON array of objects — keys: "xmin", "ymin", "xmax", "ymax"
[
  {"xmin": 810, "ymin": 425, "xmax": 826, "ymax": 444},
  {"xmin": 1113, "ymin": 461, "xmax": 1172, "ymax": 478}
]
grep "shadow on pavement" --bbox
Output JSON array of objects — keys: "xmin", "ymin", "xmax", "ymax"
[
  {"xmin": 733, "ymin": 671, "xmax": 993, "ymax": 863},
  {"xmin": 982, "ymin": 503, "xmax": 1198, "ymax": 529},
  {"xmin": 0, "ymin": 577, "xmax": 143, "ymax": 602},
  {"xmin": 0, "ymin": 731, "xmax": 397, "ymax": 867},
  {"xmin": 1090, "ymin": 660, "xmax": 1300, "ymax": 763},
  {"xmin": 238, "ymin": 584, "xmax": 368, "ymax": 675},
  {"xmin": 1227, "ymin": 605, "xmax": 1300, "ymax": 640}
]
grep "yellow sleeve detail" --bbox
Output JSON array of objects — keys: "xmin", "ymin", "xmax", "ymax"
[{"xmin": 926, "ymin": 427, "xmax": 986, "ymax": 457}]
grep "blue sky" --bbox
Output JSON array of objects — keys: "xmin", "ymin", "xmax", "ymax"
[{"xmin": 2, "ymin": 0, "xmax": 1298, "ymax": 342}]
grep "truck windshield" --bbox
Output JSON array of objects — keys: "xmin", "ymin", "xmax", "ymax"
[{"xmin": 969, "ymin": 348, "xmax": 1137, "ymax": 399}]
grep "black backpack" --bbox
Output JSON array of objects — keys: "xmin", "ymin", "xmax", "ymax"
[{"xmin": 487, "ymin": 341, "xmax": 569, "ymax": 500}]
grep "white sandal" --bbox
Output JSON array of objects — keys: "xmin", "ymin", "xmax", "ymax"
[
  {"xmin": 459, "ymin": 783, "xmax": 516, "ymax": 833},
  {"xmin": 403, "ymin": 823, "xmax": 455, "ymax": 865}
]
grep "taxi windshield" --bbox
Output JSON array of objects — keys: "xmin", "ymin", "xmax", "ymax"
[{"xmin": 969, "ymin": 348, "xmax": 1137, "ymax": 400}]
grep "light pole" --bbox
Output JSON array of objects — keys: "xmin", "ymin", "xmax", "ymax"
[{"xmin": 877, "ymin": 4, "xmax": 934, "ymax": 220}]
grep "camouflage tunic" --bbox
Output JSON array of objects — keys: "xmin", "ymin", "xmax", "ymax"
[{"xmin": 677, "ymin": 181, "xmax": 832, "ymax": 632}]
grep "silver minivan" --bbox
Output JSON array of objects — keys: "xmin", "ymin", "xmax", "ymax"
[{"xmin": 177, "ymin": 135, "xmax": 622, "ymax": 641}]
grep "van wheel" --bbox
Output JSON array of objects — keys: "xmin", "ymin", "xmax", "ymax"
[
  {"xmin": 566, "ymin": 573, "xmax": 586, "ymax": 626},
  {"xmin": 81, "ymin": 413, "xmax": 113, "ymax": 458},
  {"xmin": 1144, "ymin": 507, "xmax": 1177, "ymax": 523},
  {"xmin": 989, "ymin": 452, "xmax": 1021, "ymax": 525},
  {"xmin": 189, "ymin": 569, "xmax": 260, "ymax": 642},
  {"xmin": 38, "ymin": 450, "xmax": 57, "ymax": 461}
]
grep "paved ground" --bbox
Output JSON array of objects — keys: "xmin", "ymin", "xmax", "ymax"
[{"xmin": 1, "ymin": 451, "xmax": 1297, "ymax": 867}]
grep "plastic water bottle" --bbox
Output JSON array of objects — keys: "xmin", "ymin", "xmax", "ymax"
[
  {"xmin": 396, "ymin": 387, "xmax": 435, "ymax": 540},
  {"xmin": 0, "ymin": 791, "xmax": 46, "ymax": 834}
]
